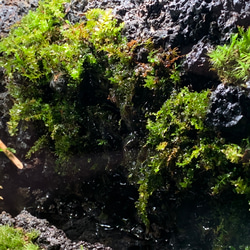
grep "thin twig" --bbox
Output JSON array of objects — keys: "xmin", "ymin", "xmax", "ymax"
[{"xmin": 0, "ymin": 140, "xmax": 23, "ymax": 169}]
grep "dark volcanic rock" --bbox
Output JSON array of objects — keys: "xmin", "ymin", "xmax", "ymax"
[
  {"xmin": 0, "ymin": 0, "xmax": 39, "ymax": 37},
  {"xmin": 65, "ymin": 0, "xmax": 250, "ymax": 84},
  {"xmin": 0, "ymin": 210, "xmax": 112, "ymax": 250},
  {"xmin": 207, "ymin": 84, "xmax": 250, "ymax": 142}
]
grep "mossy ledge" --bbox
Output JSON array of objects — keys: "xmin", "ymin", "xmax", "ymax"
[{"xmin": 1, "ymin": 0, "xmax": 250, "ymax": 249}]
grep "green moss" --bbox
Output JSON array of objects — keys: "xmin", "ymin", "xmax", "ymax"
[
  {"xmin": 0, "ymin": 0, "xmax": 180, "ymax": 169},
  {"xmin": 0, "ymin": 225, "xmax": 40, "ymax": 250},
  {"xmin": 134, "ymin": 87, "xmax": 211, "ymax": 226},
  {"xmin": 209, "ymin": 26, "xmax": 250, "ymax": 85},
  {"xmin": 0, "ymin": 0, "xmax": 185, "ymax": 231},
  {"xmin": 0, "ymin": 1, "xmax": 126, "ymax": 164},
  {"xmin": 133, "ymin": 87, "xmax": 250, "ymax": 228},
  {"xmin": 2, "ymin": 1, "xmax": 250, "ymax": 246}
]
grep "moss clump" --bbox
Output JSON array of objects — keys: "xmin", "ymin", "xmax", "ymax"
[
  {"xmin": 0, "ymin": 0, "xmax": 179, "ymax": 168},
  {"xmin": 133, "ymin": 86, "xmax": 250, "ymax": 228},
  {"xmin": 209, "ymin": 26, "xmax": 250, "ymax": 85},
  {"xmin": 0, "ymin": 225, "xmax": 40, "ymax": 250},
  {"xmin": 133, "ymin": 27, "xmax": 250, "ymax": 228},
  {"xmin": 0, "ymin": 0, "xmax": 125, "ymax": 164}
]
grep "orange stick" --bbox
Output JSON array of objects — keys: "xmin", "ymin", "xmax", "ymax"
[{"xmin": 0, "ymin": 140, "xmax": 23, "ymax": 169}]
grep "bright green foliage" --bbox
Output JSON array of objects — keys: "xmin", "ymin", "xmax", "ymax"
[
  {"xmin": 135, "ymin": 87, "xmax": 210, "ymax": 226},
  {"xmin": 0, "ymin": 0, "xmax": 180, "ymax": 166},
  {"xmin": 107, "ymin": 39, "xmax": 180, "ymax": 129},
  {"xmin": 84, "ymin": 8, "xmax": 126, "ymax": 53},
  {"xmin": 0, "ymin": 0, "xmax": 72, "ymax": 81},
  {"xmin": 0, "ymin": 0, "xmax": 85, "ymax": 163},
  {"xmin": 135, "ymin": 87, "xmax": 250, "ymax": 227},
  {"xmin": 0, "ymin": 225, "xmax": 40, "ymax": 250},
  {"xmin": 0, "ymin": 1, "xmax": 126, "ymax": 164},
  {"xmin": 209, "ymin": 26, "xmax": 250, "ymax": 85}
]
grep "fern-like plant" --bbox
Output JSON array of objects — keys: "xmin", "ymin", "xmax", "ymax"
[
  {"xmin": 134, "ymin": 87, "xmax": 250, "ymax": 227},
  {"xmin": 0, "ymin": 1, "xmax": 125, "ymax": 164}
]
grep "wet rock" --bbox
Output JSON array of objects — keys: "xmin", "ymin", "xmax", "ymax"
[
  {"xmin": 0, "ymin": 210, "xmax": 112, "ymax": 250},
  {"xmin": 64, "ymin": 0, "xmax": 250, "ymax": 84},
  {"xmin": 207, "ymin": 84, "xmax": 250, "ymax": 142},
  {"xmin": 183, "ymin": 38, "xmax": 215, "ymax": 78},
  {"xmin": 0, "ymin": 0, "xmax": 39, "ymax": 37}
]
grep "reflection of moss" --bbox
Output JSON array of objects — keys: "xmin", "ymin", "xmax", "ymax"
[{"xmin": 211, "ymin": 198, "xmax": 250, "ymax": 249}]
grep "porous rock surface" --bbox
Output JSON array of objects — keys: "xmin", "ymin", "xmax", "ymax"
[
  {"xmin": 207, "ymin": 83, "xmax": 250, "ymax": 142},
  {"xmin": 0, "ymin": 0, "xmax": 39, "ymax": 37},
  {"xmin": 0, "ymin": 210, "xmax": 112, "ymax": 250},
  {"xmin": 66, "ymin": 0, "xmax": 250, "ymax": 78}
]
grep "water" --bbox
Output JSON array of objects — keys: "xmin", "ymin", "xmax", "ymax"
[{"xmin": 1, "ymin": 156, "xmax": 250, "ymax": 249}]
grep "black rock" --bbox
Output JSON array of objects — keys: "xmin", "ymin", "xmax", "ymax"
[
  {"xmin": 0, "ymin": 210, "xmax": 112, "ymax": 250},
  {"xmin": 0, "ymin": 0, "xmax": 39, "ymax": 37},
  {"xmin": 207, "ymin": 84, "xmax": 250, "ymax": 142}
]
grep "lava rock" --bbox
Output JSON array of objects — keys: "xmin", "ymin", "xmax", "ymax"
[
  {"xmin": 64, "ymin": 0, "xmax": 250, "ymax": 83},
  {"xmin": 0, "ymin": 0, "xmax": 39, "ymax": 37},
  {"xmin": 183, "ymin": 37, "xmax": 215, "ymax": 78},
  {"xmin": 207, "ymin": 83, "xmax": 250, "ymax": 142},
  {"xmin": 0, "ymin": 210, "xmax": 112, "ymax": 250}
]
